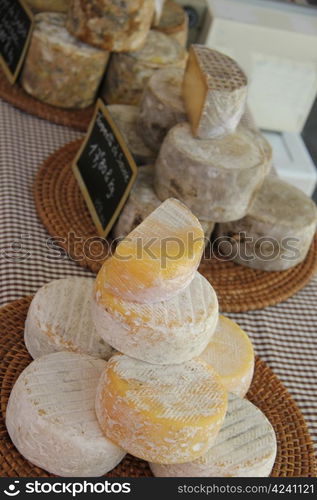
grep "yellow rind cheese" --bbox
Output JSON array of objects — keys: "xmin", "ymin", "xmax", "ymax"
[
  {"xmin": 95, "ymin": 354, "xmax": 228, "ymax": 463},
  {"xmin": 96, "ymin": 198, "xmax": 205, "ymax": 303},
  {"xmin": 200, "ymin": 315, "xmax": 254, "ymax": 397}
]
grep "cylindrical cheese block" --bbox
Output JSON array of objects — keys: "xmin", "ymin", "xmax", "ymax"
[
  {"xmin": 101, "ymin": 30, "xmax": 187, "ymax": 106},
  {"xmin": 95, "ymin": 354, "xmax": 228, "ymax": 463},
  {"xmin": 153, "ymin": 0, "xmax": 189, "ymax": 47},
  {"xmin": 138, "ymin": 67, "xmax": 186, "ymax": 153},
  {"xmin": 150, "ymin": 393, "xmax": 277, "ymax": 477},
  {"xmin": 154, "ymin": 123, "xmax": 271, "ymax": 222},
  {"xmin": 215, "ymin": 176, "xmax": 317, "ymax": 271},
  {"xmin": 25, "ymin": 0, "xmax": 70, "ymax": 12},
  {"xmin": 93, "ymin": 272, "xmax": 218, "ymax": 364},
  {"xmin": 24, "ymin": 278, "xmax": 113, "ymax": 360},
  {"xmin": 96, "ymin": 198, "xmax": 205, "ymax": 303},
  {"xmin": 107, "ymin": 105, "xmax": 156, "ymax": 166},
  {"xmin": 113, "ymin": 166, "xmax": 214, "ymax": 244},
  {"xmin": 200, "ymin": 315, "xmax": 254, "ymax": 397},
  {"xmin": 6, "ymin": 352, "xmax": 125, "ymax": 477},
  {"xmin": 21, "ymin": 13, "xmax": 109, "ymax": 109},
  {"xmin": 66, "ymin": 0, "xmax": 154, "ymax": 52}
]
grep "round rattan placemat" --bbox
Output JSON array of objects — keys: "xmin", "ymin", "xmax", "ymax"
[
  {"xmin": 34, "ymin": 139, "xmax": 317, "ymax": 313},
  {"xmin": 0, "ymin": 296, "xmax": 316, "ymax": 477},
  {"xmin": 0, "ymin": 68, "xmax": 93, "ymax": 131}
]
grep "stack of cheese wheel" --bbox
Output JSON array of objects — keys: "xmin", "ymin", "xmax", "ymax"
[{"xmin": 6, "ymin": 199, "xmax": 277, "ymax": 475}]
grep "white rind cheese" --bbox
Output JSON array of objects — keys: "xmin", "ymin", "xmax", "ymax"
[
  {"xmin": 24, "ymin": 277, "xmax": 113, "ymax": 360},
  {"xmin": 154, "ymin": 123, "xmax": 271, "ymax": 222},
  {"xmin": 6, "ymin": 352, "xmax": 125, "ymax": 477},
  {"xmin": 101, "ymin": 30, "xmax": 187, "ymax": 106},
  {"xmin": 200, "ymin": 315, "xmax": 254, "ymax": 397},
  {"xmin": 21, "ymin": 13, "xmax": 109, "ymax": 109},
  {"xmin": 95, "ymin": 354, "xmax": 228, "ymax": 463},
  {"xmin": 150, "ymin": 393, "xmax": 277, "ymax": 477},
  {"xmin": 138, "ymin": 68, "xmax": 186, "ymax": 153},
  {"xmin": 215, "ymin": 175, "xmax": 317, "ymax": 271},
  {"xmin": 66, "ymin": 0, "xmax": 154, "ymax": 52},
  {"xmin": 92, "ymin": 272, "xmax": 219, "ymax": 364},
  {"xmin": 107, "ymin": 105, "xmax": 156, "ymax": 166},
  {"xmin": 182, "ymin": 45, "xmax": 247, "ymax": 139}
]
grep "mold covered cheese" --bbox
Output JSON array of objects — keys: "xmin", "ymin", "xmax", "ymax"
[
  {"xmin": 21, "ymin": 13, "xmax": 109, "ymax": 109},
  {"xmin": 182, "ymin": 45, "xmax": 247, "ymax": 139},
  {"xmin": 93, "ymin": 271, "xmax": 218, "ymax": 365},
  {"xmin": 101, "ymin": 30, "xmax": 187, "ymax": 106},
  {"xmin": 138, "ymin": 67, "xmax": 186, "ymax": 153},
  {"xmin": 24, "ymin": 277, "xmax": 113, "ymax": 360},
  {"xmin": 153, "ymin": 0, "xmax": 189, "ymax": 47},
  {"xmin": 154, "ymin": 123, "xmax": 272, "ymax": 222},
  {"xmin": 95, "ymin": 354, "xmax": 228, "ymax": 463},
  {"xmin": 150, "ymin": 393, "xmax": 277, "ymax": 477},
  {"xmin": 215, "ymin": 176, "xmax": 317, "ymax": 271},
  {"xmin": 66, "ymin": 0, "xmax": 154, "ymax": 52},
  {"xmin": 6, "ymin": 352, "xmax": 125, "ymax": 477}
]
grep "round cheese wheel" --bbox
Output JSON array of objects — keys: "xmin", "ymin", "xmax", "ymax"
[
  {"xmin": 150, "ymin": 393, "xmax": 277, "ymax": 477},
  {"xmin": 98, "ymin": 198, "xmax": 205, "ymax": 303},
  {"xmin": 154, "ymin": 123, "xmax": 272, "ymax": 222},
  {"xmin": 200, "ymin": 315, "xmax": 254, "ymax": 397},
  {"xmin": 95, "ymin": 354, "xmax": 228, "ymax": 463},
  {"xmin": 138, "ymin": 67, "xmax": 186, "ymax": 152},
  {"xmin": 21, "ymin": 13, "xmax": 109, "ymax": 109},
  {"xmin": 24, "ymin": 277, "xmax": 113, "ymax": 360},
  {"xmin": 6, "ymin": 352, "xmax": 125, "ymax": 476},
  {"xmin": 66, "ymin": 0, "xmax": 154, "ymax": 52},
  {"xmin": 107, "ymin": 105, "xmax": 155, "ymax": 166},
  {"xmin": 153, "ymin": 0, "xmax": 189, "ymax": 47},
  {"xmin": 101, "ymin": 30, "xmax": 187, "ymax": 106},
  {"xmin": 93, "ymin": 271, "xmax": 218, "ymax": 364},
  {"xmin": 216, "ymin": 175, "xmax": 317, "ymax": 271}
]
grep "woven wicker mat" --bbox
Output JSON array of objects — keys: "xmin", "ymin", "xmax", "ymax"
[
  {"xmin": 34, "ymin": 139, "xmax": 317, "ymax": 313},
  {"xmin": 0, "ymin": 296, "xmax": 316, "ymax": 477},
  {"xmin": 0, "ymin": 68, "xmax": 93, "ymax": 131}
]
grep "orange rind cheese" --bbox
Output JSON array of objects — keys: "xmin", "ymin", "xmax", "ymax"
[
  {"xmin": 95, "ymin": 354, "xmax": 228, "ymax": 464},
  {"xmin": 96, "ymin": 198, "xmax": 205, "ymax": 303}
]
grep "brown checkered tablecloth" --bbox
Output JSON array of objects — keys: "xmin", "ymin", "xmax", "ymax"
[{"xmin": 0, "ymin": 98, "xmax": 316, "ymax": 456}]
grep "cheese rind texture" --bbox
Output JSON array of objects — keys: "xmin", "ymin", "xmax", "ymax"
[
  {"xmin": 101, "ymin": 30, "xmax": 187, "ymax": 106},
  {"xmin": 6, "ymin": 352, "xmax": 125, "ymax": 477},
  {"xmin": 138, "ymin": 68, "xmax": 186, "ymax": 152},
  {"xmin": 25, "ymin": 0, "xmax": 70, "ymax": 12},
  {"xmin": 150, "ymin": 393, "xmax": 277, "ymax": 477},
  {"xmin": 216, "ymin": 175, "xmax": 317, "ymax": 271},
  {"xmin": 24, "ymin": 277, "xmax": 113, "ymax": 360},
  {"xmin": 113, "ymin": 166, "xmax": 214, "ymax": 243},
  {"xmin": 154, "ymin": 123, "xmax": 271, "ymax": 221},
  {"xmin": 97, "ymin": 198, "xmax": 205, "ymax": 303},
  {"xmin": 66, "ymin": 0, "xmax": 154, "ymax": 52},
  {"xmin": 107, "ymin": 105, "xmax": 155, "ymax": 166},
  {"xmin": 153, "ymin": 0, "xmax": 189, "ymax": 47},
  {"xmin": 21, "ymin": 13, "xmax": 109, "ymax": 109},
  {"xmin": 93, "ymin": 272, "xmax": 218, "ymax": 364},
  {"xmin": 200, "ymin": 315, "xmax": 254, "ymax": 397},
  {"xmin": 183, "ymin": 45, "xmax": 247, "ymax": 139},
  {"xmin": 95, "ymin": 354, "xmax": 228, "ymax": 463}
]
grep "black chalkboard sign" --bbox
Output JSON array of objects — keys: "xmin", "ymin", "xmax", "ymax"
[
  {"xmin": 73, "ymin": 99, "xmax": 138, "ymax": 238},
  {"xmin": 0, "ymin": 0, "xmax": 33, "ymax": 84}
]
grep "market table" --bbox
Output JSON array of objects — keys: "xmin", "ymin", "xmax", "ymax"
[{"xmin": 0, "ymin": 97, "xmax": 316, "ymax": 458}]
